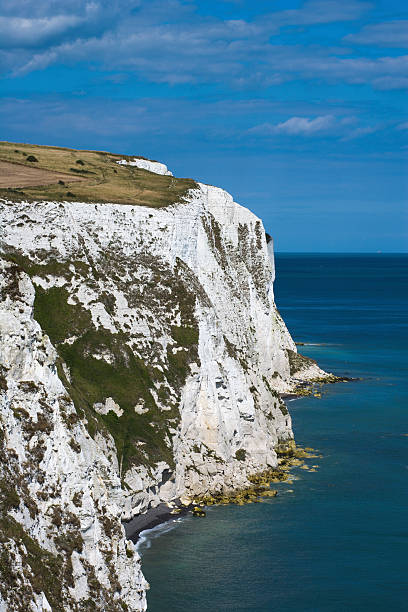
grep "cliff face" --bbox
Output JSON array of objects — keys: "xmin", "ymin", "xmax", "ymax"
[
  {"xmin": 0, "ymin": 260, "xmax": 147, "ymax": 611},
  {"xmin": 0, "ymin": 177, "xmax": 325, "ymax": 610}
]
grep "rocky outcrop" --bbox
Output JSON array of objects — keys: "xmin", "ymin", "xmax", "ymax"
[
  {"xmin": 116, "ymin": 158, "xmax": 173, "ymax": 175},
  {"xmin": 0, "ymin": 172, "xmax": 325, "ymax": 610}
]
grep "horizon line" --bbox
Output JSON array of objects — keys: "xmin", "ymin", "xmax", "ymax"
[{"xmin": 274, "ymin": 251, "xmax": 408, "ymax": 254}]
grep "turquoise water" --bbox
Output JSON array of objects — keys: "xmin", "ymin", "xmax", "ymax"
[{"xmin": 140, "ymin": 254, "xmax": 408, "ymax": 612}]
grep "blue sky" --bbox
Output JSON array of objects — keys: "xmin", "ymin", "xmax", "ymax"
[{"xmin": 1, "ymin": 0, "xmax": 407, "ymax": 251}]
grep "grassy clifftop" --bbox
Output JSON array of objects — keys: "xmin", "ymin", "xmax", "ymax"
[{"xmin": 0, "ymin": 141, "xmax": 197, "ymax": 208}]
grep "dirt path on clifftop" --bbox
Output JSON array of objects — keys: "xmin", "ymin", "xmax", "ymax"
[{"xmin": 0, "ymin": 160, "xmax": 86, "ymax": 188}]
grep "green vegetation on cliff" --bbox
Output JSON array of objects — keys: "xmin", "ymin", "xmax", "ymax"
[
  {"xmin": 4, "ymin": 249, "xmax": 201, "ymax": 474},
  {"xmin": 286, "ymin": 348, "xmax": 318, "ymax": 376}
]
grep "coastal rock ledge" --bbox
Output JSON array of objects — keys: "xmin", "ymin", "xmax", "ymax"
[{"xmin": 0, "ymin": 167, "xmax": 327, "ymax": 610}]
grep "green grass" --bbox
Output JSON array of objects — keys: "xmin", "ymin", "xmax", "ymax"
[
  {"xmin": 3, "ymin": 244, "xmax": 202, "ymax": 474},
  {"xmin": 171, "ymin": 325, "xmax": 199, "ymax": 347},
  {"xmin": 34, "ymin": 286, "xmax": 92, "ymax": 344},
  {"xmin": 3, "ymin": 251, "xmax": 90, "ymax": 282},
  {"xmin": 30, "ymin": 278, "xmax": 174, "ymax": 469},
  {"xmin": 30, "ymin": 273, "xmax": 198, "ymax": 472},
  {"xmin": 0, "ymin": 140, "xmax": 198, "ymax": 208},
  {"xmin": 51, "ymin": 313, "xmax": 179, "ymax": 471}
]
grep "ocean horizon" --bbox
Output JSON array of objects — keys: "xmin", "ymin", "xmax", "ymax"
[{"xmin": 140, "ymin": 253, "xmax": 408, "ymax": 612}]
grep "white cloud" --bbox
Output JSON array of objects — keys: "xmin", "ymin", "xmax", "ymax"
[
  {"xmin": 340, "ymin": 125, "xmax": 378, "ymax": 140},
  {"xmin": 345, "ymin": 20, "xmax": 408, "ymax": 47},
  {"xmin": 249, "ymin": 115, "xmax": 335, "ymax": 136},
  {"xmin": 0, "ymin": 0, "xmax": 407, "ymax": 93},
  {"xmin": 248, "ymin": 115, "xmax": 383, "ymax": 140},
  {"xmin": 277, "ymin": 0, "xmax": 372, "ymax": 26},
  {"xmin": 0, "ymin": 15, "xmax": 83, "ymax": 48},
  {"xmin": 372, "ymin": 76, "xmax": 408, "ymax": 90}
]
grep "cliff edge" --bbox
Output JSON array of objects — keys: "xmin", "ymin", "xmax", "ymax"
[{"xmin": 0, "ymin": 144, "xmax": 327, "ymax": 611}]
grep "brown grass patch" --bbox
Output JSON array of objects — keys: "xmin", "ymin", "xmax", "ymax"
[
  {"xmin": 0, "ymin": 160, "xmax": 85, "ymax": 188},
  {"xmin": 0, "ymin": 141, "xmax": 197, "ymax": 208}
]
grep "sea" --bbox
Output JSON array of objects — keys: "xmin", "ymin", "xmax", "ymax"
[{"xmin": 138, "ymin": 254, "xmax": 408, "ymax": 612}]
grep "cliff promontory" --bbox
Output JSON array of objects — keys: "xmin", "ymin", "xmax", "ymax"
[{"xmin": 0, "ymin": 142, "xmax": 326, "ymax": 611}]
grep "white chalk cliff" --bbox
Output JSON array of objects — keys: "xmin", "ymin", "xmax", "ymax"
[
  {"xmin": 0, "ymin": 169, "xmax": 326, "ymax": 610},
  {"xmin": 116, "ymin": 158, "xmax": 173, "ymax": 176}
]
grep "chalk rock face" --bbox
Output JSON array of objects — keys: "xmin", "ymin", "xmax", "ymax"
[
  {"xmin": 0, "ymin": 260, "xmax": 147, "ymax": 611},
  {"xmin": 116, "ymin": 158, "xmax": 173, "ymax": 176},
  {"xmin": 0, "ymin": 177, "xmax": 323, "ymax": 609}
]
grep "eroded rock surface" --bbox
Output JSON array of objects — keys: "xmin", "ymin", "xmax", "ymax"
[{"xmin": 0, "ymin": 178, "xmax": 323, "ymax": 609}]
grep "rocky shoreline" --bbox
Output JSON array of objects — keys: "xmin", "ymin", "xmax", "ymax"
[
  {"xmin": 124, "ymin": 437, "xmax": 324, "ymax": 544},
  {"xmin": 124, "ymin": 503, "xmax": 192, "ymax": 542},
  {"xmin": 124, "ymin": 374, "xmax": 358, "ymax": 545},
  {"xmin": 286, "ymin": 374, "xmax": 356, "ymax": 399}
]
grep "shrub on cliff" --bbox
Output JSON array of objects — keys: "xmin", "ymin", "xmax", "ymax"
[{"xmin": 235, "ymin": 449, "xmax": 247, "ymax": 461}]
